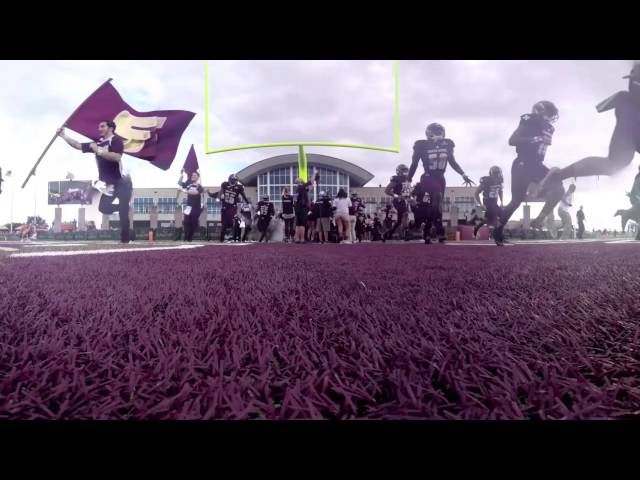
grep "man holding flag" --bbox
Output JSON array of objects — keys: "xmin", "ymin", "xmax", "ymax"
[{"xmin": 58, "ymin": 121, "xmax": 133, "ymax": 243}]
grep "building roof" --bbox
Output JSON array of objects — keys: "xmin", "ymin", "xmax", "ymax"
[{"xmin": 235, "ymin": 153, "xmax": 375, "ymax": 187}]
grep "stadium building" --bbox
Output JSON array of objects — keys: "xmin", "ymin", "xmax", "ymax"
[{"xmin": 98, "ymin": 154, "xmax": 477, "ymax": 238}]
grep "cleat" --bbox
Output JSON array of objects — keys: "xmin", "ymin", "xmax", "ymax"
[{"xmin": 424, "ymin": 236, "xmax": 432, "ymax": 245}]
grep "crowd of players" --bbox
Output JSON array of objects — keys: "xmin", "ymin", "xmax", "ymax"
[{"xmin": 50, "ymin": 63, "xmax": 640, "ymax": 245}]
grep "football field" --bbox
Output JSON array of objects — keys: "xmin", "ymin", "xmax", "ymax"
[{"xmin": 1, "ymin": 239, "xmax": 639, "ymax": 419}]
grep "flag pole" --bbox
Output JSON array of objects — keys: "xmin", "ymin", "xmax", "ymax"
[{"xmin": 21, "ymin": 78, "xmax": 114, "ymax": 189}]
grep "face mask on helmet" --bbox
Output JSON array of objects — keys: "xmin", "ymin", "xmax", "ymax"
[
  {"xmin": 532, "ymin": 101, "xmax": 559, "ymax": 124},
  {"xmin": 228, "ymin": 175, "xmax": 238, "ymax": 185},
  {"xmin": 262, "ymin": 195, "xmax": 269, "ymax": 201},
  {"xmin": 426, "ymin": 123, "xmax": 445, "ymax": 140},
  {"xmin": 489, "ymin": 166, "xmax": 503, "ymax": 182},
  {"xmin": 396, "ymin": 164, "xmax": 409, "ymax": 176}
]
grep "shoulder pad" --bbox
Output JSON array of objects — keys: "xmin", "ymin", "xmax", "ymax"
[
  {"xmin": 446, "ymin": 138, "xmax": 455, "ymax": 148},
  {"xmin": 413, "ymin": 139, "xmax": 427, "ymax": 149}
]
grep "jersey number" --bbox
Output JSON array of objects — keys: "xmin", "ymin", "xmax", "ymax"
[{"xmin": 428, "ymin": 152, "xmax": 448, "ymax": 170}]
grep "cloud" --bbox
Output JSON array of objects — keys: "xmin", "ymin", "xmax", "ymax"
[{"xmin": 0, "ymin": 60, "xmax": 636, "ymax": 231}]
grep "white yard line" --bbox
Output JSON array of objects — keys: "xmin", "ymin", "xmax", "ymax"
[
  {"xmin": 0, "ymin": 247, "xmax": 19, "ymax": 252},
  {"xmin": 10, "ymin": 244, "xmax": 205, "ymax": 258},
  {"xmin": 22, "ymin": 243, "xmax": 88, "ymax": 248},
  {"xmin": 446, "ymin": 242, "xmax": 514, "ymax": 247}
]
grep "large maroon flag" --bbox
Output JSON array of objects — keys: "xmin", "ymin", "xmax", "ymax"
[
  {"xmin": 66, "ymin": 80, "xmax": 195, "ymax": 171},
  {"xmin": 182, "ymin": 145, "xmax": 199, "ymax": 176}
]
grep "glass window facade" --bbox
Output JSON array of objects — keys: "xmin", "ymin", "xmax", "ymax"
[
  {"xmin": 157, "ymin": 197, "xmax": 177, "ymax": 214},
  {"xmin": 206, "ymin": 196, "xmax": 222, "ymax": 215},
  {"xmin": 133, "ymin": 197, "xmax": 154, "ymax": 214},
  {"xmin": 257, "ymin": 165, "xmax": 350, "ymax": 212}
]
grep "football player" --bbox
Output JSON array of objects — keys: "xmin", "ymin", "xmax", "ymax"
[
  {"xmin": 208, "ymin": 174, "xmax": 248, "ymax": 243},
  {"xmin": 409, "ymin": 123, "xmax": 474, "ymax": 243},
  {"xmin": 473, "ymin": 166, "xmax": 504, "ymax": 239},
  {"xmin": 383, "ymin": 164, "xmax": 412, "ymax": 241},
  {"xmin": 537, "ymin": 62, "xmax": 640, "ymax": 195},
  {"xmin": 494, "ymin": 101, "xmax": 566, "ymax": 246},
  {"xmin": 256, "ymin": 194, "xmax": 275, "ymax": 242}
]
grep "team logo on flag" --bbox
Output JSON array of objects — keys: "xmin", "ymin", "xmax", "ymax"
[{"xmin": 113, "ymin": 110, "xmax": 168, "ymax": 153}]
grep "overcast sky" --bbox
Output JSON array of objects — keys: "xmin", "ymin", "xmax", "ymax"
[{"xmin": 0, "ymin": 60, "xmax": 636, "ymax": 230}]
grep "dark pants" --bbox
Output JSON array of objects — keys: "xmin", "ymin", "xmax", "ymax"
[
  {"xmin": 184, "ymin": 206, "xmax": 202, "ymax": 242},
  {"xmin": 231, "ymin": 222, "xmax": 241, "ymax": 241},
  {"xmin": 220, "ymin": 206, "xmax": 236, "ymax": 242},
  {"xmin": 474, "ymin": 200, "xmax": 502, "ymax": 235},
  {"xmin": 500, "ymin": 158, "xmax": 564, "ymax": 229},
  {"xmin": 283, "ymin": 214, "xmax": 295, "ymax": 239},
  {"xmin": 421, "ymin": 174, "xmax": 446, "ymax": 239},
  {"xmin": 577, "ymin": 220, "xmax": 585, "ymax": 239},
  {"xmin": 257, "ymin": 217, "xmax": 271, "ymax": 242},
  {"xmin": 98, "ymin": 176, "xmax": 132, "ymax": 243},
  {"xmin": 559, "ymin": 97, "xmax": 640, "ymax": 181}
]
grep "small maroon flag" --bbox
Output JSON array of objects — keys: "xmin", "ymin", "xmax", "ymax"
[
  {"xmin": 182, "ymin": 145, "xmax": 199, "ymax": 176},
  {"xmin": 66, "ymin": 80, "xmax": 195, "ymax": 171}
]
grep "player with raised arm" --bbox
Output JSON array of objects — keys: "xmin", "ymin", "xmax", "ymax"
[
  {"xmin": 293, "ymin": 171, "xmax": 320, "ymax": 244},
  {"xmin": 408, "ymin": 123, "xmax": 474, "ymax": 243},
  {"xmin": 493, "ymin": 101, "xmax": 566, "ymax": 246}
]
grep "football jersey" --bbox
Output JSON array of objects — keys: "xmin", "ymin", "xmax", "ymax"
[
  {"xmin": 389, "ymin": 175, "xmax": 413, "ymax": 197},
  {"xmin": 513, "ymin": 113, "xmax": 555, "ymax": 161},
  {"xmin": 219, "ymin": 182, "xmax": 245, "ymax": 207},
  {"xmin": 479, "ymin": 176, "xmax": 502, "ymax": 203},
  {"xmin": 413, "ymin": 138, "xmax": 456, "ymax": 175}
]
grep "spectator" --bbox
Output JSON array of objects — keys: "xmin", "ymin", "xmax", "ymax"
[
  {"xmin": 314, "ymin": 191, "xmax": 333, "ymax": 244},
  {"xmin": 293, "ymin": 173, "xmax": 319, "ymax": 244},
  {"xmin": 306, "ymin": 201, "xmax": 317, "ymax": 242},
  {"xmin": 332, "ymin": 188, "xmax": 352, "ymax": 243},
  {"xmin": 355, "ymin": 205, "xmax": 366, "ymax": 243},
  {"xmin": 364, "ymin": 214, "xmax": 374, "ymax": 241},
  {"xmin": 232, "ymin": 214, "xmax": 242, "ymax": 242},
  {"xmin": 348, "ymin": 192, "xmax": 362, "ymax": 244},
  {"xmin": 239, "ymin": 198, "xmax": 253, "ymax": 242},
  {"xmin": 281, "ymin": 188, "xmax": 295, "ymax": 243},
  {"xmin": 372, "ymin": 214, "xmax": 383, "ymax": 241},
  {"xmin": 557, "ymin": 184, "xmax": 576, "ymax": 240},
  {"xmin": 576, "ymin": 205, "xmax": 586, "ymax": 239}
]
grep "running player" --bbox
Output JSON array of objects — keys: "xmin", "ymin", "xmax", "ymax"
[
  {"xmin": 256, "ymin": 194, "xmax": 275, "ymax": 242},
  {"xmin": 208, "ymin": 174, "xmax": 248, "ymax": 243},
  {"xmin": 383, "ymin": 164, "xmax": 412, "ymax": 241},
  {"xmin": 408, "ymin": 123, "xmax": 474, "ymax": 243},
  {"xmin": 494, "ymin": 101, "xmax": 566, "ymax": 246},
  {"xmin": 473, "ymin": 166, "xmax": 504, "ymax": 239},
  {"xmin": 537, "ymin": 63, "xmax": 640, "ymax": 195}
]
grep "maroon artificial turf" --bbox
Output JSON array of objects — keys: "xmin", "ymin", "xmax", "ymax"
[{"xmin": 1, "ymin": 242, "xmax": 639, "ymax": 419}]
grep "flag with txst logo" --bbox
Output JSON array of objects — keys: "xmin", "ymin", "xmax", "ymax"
[{"xmin": 65, "ymin": 80, "xmax": 195, "ymax": 171}]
